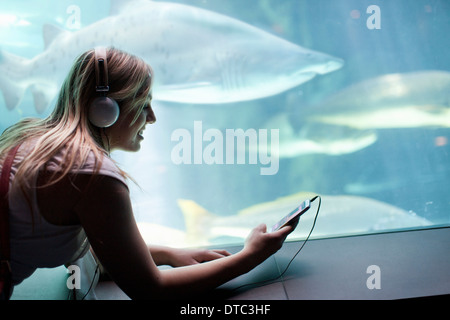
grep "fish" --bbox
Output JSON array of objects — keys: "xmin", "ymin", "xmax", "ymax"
[
  {"xmin": 248, "ymin": 113, "xmax": 377, "ymax": 158},
  {"xmin": 177, "ymin": 192, "xmax": 432, "ymax": 246},
  {"xmin": 305, "ymin": 71, "xmax": 450, "ymax": 129},
  {"xmin": 0, "ymin": 0, "xmax": 343, "ymax": 113}
]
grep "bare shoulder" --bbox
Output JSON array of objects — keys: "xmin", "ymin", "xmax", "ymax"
[
  {"xmin": 72, "ymin": 174, "xmax": 159, "ymax": 293},
  {"xmin": 37, "ymin": 172, "xmax": 130, "ymax": 225},
  {"xmin": 72, "ymin": 174, "xmax": 134, "ymax": 233}
]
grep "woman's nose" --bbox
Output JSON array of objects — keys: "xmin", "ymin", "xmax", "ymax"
[{"xmin": 147, "ymin": 106, "xmax": 156, "ymax": 124}]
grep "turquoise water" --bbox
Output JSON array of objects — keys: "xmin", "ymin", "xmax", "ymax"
[{"xmin": 1, "ymin": 0, "xmax": 449, "ymax": 247}]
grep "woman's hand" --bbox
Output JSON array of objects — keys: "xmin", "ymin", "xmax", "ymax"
[{"xmin": 242, "ymin": 222, "xmax": 296, "ymax": 265}]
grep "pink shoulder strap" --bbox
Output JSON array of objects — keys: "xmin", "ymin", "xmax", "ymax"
[{"xmin": 0, "ymin": 144, "xmax": 21, "ymax": 281}]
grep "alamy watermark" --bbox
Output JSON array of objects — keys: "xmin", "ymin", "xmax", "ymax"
[
  {"xmin": 66, "ymin": 5, "xmax": 81, "ymax": 30},
  {"xmin": 366, "ymin": 264, "xmax": 381, "ymax": 290},
  {"xmin": 366, "ymin": 5, "xmax": 381, "ymax": 30},
  {"xmin": 171, "ymin": 121, "xmax": 279, "ymax": 175},
  {"xmin": 67, "ymin": 265, "xmax": 81, "ymax": 290}
]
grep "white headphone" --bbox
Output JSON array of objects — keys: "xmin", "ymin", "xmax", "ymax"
[{"xmin": 88, "ymin": 47, "xmax": 120, "ymax": 128}]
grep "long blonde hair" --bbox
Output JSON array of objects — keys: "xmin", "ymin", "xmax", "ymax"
[{"xmin": 0, "ymin": 47, "xmax": 152, "ymax": 191}]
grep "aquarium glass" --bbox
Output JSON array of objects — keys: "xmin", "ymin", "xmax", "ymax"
[{"xmin": 1, "ymin": 0, "xmax": 449, "ymax": 248}]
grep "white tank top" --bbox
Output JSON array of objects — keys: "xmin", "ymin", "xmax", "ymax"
[{"xmin": 5, "ymin": 140, "xmax": 127, "ymax": 285}]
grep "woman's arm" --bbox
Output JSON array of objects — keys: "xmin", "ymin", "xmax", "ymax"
[
  {"xmin": 148, "ymin": 245, "xmax": 231, "ymax": 267},
  {"xmin": 73, "ymin": 175, "xmax": 294, "ymax": 299},
  {"xmin": 155, "ymin": 223, "xmax": 292, "ymax": 297}
]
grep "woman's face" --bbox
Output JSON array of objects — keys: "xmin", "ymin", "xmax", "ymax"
[{"xmin": 106, "ymin": 92, "xmax": 156, "ymax": 152}]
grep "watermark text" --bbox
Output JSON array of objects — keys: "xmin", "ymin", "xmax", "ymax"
[{"xmin": 171, "ymin": 121, "xmax": 279, "ymax": 175}]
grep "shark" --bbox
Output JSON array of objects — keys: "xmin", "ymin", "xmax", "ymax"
[
  {"xmin": 251, "ymin": 70, "xmax": 450, "ymax": 158},
  {"xmin": 177, "ymin": 192, "xmax": 432, "ymax": 246},
  {"xmin": 0, "ymin": 0, "xmax": 343, "ymax": 113},
  {"xmin": 305, "ymin": 71, "xmax": 450, "ymax": 129},
  {"xmin": 247, "ymin": 113, "xmax": 378, "ymax": 158}
]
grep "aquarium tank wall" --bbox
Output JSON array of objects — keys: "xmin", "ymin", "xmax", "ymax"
[{"xmin": 1, "ymin": 0, "xmax": 449, "ymax": 248}]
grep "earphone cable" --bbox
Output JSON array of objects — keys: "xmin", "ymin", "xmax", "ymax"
[{"xmin": 231, "ymin": 195, "xmax": 321, "ymax": 292}]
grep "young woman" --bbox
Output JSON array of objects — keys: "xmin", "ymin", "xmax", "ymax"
[{"xmin": 0, "ymin": 47, "xmax": 295, "ymax": 299}]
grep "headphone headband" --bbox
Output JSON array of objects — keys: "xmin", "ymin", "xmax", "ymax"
[{"xmin": 94, "ymin": 47, "xmax": 110, "ymax": 93}]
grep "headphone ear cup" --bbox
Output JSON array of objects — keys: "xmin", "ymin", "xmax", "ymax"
[{"xmin": 89, "ymin": 97, "xmax": 120, "ymax": 128}]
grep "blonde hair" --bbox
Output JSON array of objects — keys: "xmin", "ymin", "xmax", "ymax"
[{"xmin": 0, "ymin": 47, "xmax": 152, "ymax": 192}]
